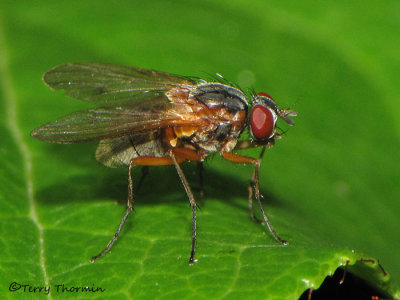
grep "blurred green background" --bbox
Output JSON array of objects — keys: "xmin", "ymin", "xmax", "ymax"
[{"xmin": 1, "ymin": 0, "xmax": 399, "ymax": 299}]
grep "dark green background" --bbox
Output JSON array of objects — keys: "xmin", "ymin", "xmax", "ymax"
[{"xmin": 1, "ymin": 1, "xmax": 399, "ymax": 299}]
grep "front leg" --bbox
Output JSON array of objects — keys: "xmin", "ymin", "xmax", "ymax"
[
  {"xmin": 248, "ymin": 163, "xmax": 262, "ymax": 224},
  {"xmin": 248, "ymin": 146, "xmax": 268, "ymax": 223},
  {"xmin": 221, "ymin": 151, "xmax": 287, "ymax": 245}
]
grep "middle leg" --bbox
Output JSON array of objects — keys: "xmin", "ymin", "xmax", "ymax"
[{"xmin": 169, "ymin": 148, "xmax": 202, "ymax": 264}]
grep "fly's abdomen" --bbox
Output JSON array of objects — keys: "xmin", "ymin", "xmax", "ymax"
[{"xmin": 96, "ymin": 131, "xmax": 166, "ymax": 168}]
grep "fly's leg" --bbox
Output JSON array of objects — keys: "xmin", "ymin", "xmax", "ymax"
[
  {"xmin": 169, "ymin": 148, "xmax": 203, "ymax": 264},
  {"xmin": 90, "ymin": 155, "xmax": 189, "ymax": 262},
  {"xmin": 91, "ymin": 147, "xmax": 203, "ymax": 263},
  {"xmin": 221, "ymin": 151, "xmax": 287, "ymax": 245},
  {"xmin": 234, "ymin": 140, "xmax": 275, "ymax": 223},
  {"xmin": 248, "ymin": 168, "xmax": 262, "ymax": 223},
  {"xmin": 248, "ymin": 147, "xmax": 267, "ymax": 223},
  {"xmin": 251, "ymin": 155, "xmax": 287, "ymax": 244},
  {"xmin": 90, "ymin": 161, "xmax": 135, "ymax": 262}
]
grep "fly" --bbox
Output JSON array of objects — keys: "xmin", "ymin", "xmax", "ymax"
[{"xmin": 31, "ymin": 63, "xmax": 297, "ymax": 264}]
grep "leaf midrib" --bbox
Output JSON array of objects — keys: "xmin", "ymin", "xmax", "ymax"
[{"xmin": 0, "ymin": 15, "xmax": 51, "ymax": 299}]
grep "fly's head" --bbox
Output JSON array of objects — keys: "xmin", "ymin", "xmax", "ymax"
[{"xmin": 248, "ymin": 92, "xmax": 297, "ymax": 146}]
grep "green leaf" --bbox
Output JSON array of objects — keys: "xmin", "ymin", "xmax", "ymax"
[{"xmin": 0, "ymin": 1, "xmax": 399, "ymax": 299}]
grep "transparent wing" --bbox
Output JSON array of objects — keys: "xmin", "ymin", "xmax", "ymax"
[
  {"xmin": 31, "ymin": 96, "xmax": 198, "ymax": 143},
  {"xmin": 43, "ymin": 62, "xmax": 195, "ymax": 106}
]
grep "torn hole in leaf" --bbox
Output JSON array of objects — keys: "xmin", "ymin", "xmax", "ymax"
[{"xmin": 299, "ymin": 260, "xmax": 394, "ymax": 300}]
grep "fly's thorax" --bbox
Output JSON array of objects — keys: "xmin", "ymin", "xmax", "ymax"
[
  {"xmin": 165, "ymin": 85, "xmax": 191, "ymax": 105},
  {"xmin": 186, "ymin": 82, "xmax": 248, "ymax": 153},
  {"xmin": 163, "ymin": 82, "xmax": 249, "ymax": 155},
  {"xmin": 193, "ymin": 82, "xmax": 248, "ymax": 113}
]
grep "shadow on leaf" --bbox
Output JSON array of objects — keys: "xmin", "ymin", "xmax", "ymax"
[{"xmin": 35, "ymin": 157, "xmax": 287, "ymax": 212}]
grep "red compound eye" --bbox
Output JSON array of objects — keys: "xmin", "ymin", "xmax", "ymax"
[
  {"xmin": 250, "ymin": 104, "xmax": 276, "ymax": 140},
  {"xmin": 257, "ymin": 92, "xmax": 273, "ymax": 99}
]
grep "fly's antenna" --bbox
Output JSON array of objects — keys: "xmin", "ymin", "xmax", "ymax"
[{"xmin": 278, "ymin": 109, "xmax": 297, "ymax": 126}]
